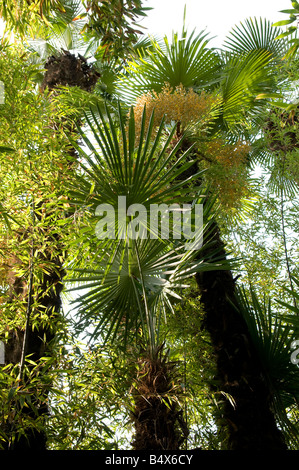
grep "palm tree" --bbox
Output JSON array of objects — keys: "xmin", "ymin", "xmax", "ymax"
[
  {"xmin": 1, "ymin": 4, "xmax": 102, "ymax": 449},
  {"xmin": 114, "ymin": 19, "xmax": 292, "ymax": 449},
  {"xmin": 65, "ymin": 102, "xmax": 228, "ymax": 449},
  {"xmin": 1, "ymin": 0, "xmax": 153, "ymax": 449}
]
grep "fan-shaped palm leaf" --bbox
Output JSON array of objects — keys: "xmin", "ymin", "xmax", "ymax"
[
  {"xmin": 276, "ymin": 276, "xmax": 299, "ymax": 329},
  {"xmin": 116, "ymin": 23, "xmax": 282, "ymax": 137},
  {"xmin": 68, "ymin": 102, "xmax": 201, "ymax": 213},
  {"xmin": 66, "ymin": 103, "xmax": 230, "ymax": 351},
  {"xmin": 117, "ymin": 28, "xmax": 221, "ymax": 105},
  {"xmin": 224, "ymin": 17, "xmax": 287, "ymax": 57},
  {"xmin": 28, "ymin": 0, "xmax": 90, "ymax": 60},
  {"xmin": 218, "ymin": 48, "xmax": 279, "ymax": 129}
]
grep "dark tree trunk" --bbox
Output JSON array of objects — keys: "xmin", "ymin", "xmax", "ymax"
[
  {"xmin": 174, "ymin": 136, "xmax": 287, "ymax": 449},
  {"xmin": 1, "ymin": 52, "xmax": 99, "ymax": 450},
  {"xmin": 195, "ymin": 220, "xmax": 287, "ymax": 450},
  {"xmin": 131, "ymin": 346, "xmax": 188, "ymax": 450},
  {"xmin": 3, "ymin": 230, "xmax": 64, "ymax": 450}
]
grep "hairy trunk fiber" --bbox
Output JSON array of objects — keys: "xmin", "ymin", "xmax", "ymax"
[
  {"xmin": 1, "ymin": 52, "xmax": 99, "ymax": 450},
  {"xmin": 195, "ymin": 220, "xmax": 287, "ymax": 450},
  {"xmin": 174, "ymin": 137, "xmax": 287, "ymax": 449},
  {"xmin": 131, "ymin": 346, "xmax": 188, "ymax": 450}
]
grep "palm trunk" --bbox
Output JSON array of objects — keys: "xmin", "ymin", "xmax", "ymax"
[
  {"xmin": 174, "ymin": 134, "xmax": 287, "ymax": 449},
  {"xmin": 131, "ymin": 345, "xmax": 188, "ymax": 450},
  {"xmin": 195, "ymin": 217, "xmax": 287, "ymax": 450},
  {"xmin": 1, "ymin": 52, "xmax": 99, "ymax": 449},
  {"xmin": 130, "ymin": 133, "xmax": 287, "ymax": 450}
]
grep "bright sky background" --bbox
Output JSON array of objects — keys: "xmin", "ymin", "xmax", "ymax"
[
  {"xmin": 0, "ymin": 1, "xmax": 292, "ymax": 46},
  {"xmin": 137, "ymin": 0, "xmax": 292, "ymax": 46}
]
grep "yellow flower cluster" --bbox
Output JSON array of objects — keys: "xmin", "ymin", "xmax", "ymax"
[
  {"xmin": 133, "ymin": 83, "xmax": 218, "ymax": 137},
  {"xmin": 132, "ymin": 83, "xmax": 251, "ymax": 210},
  {"xmin": 199, "ymin": 139, "xmax": 251, "ymax": 209},
  {"xmin": 207, "ymin": 139, "xmax": 249, "ymax": 167}
]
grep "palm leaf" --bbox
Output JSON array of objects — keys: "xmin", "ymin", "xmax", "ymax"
[
  {"xmin": 266, "ymin": 166, "xmax": 299, "ymax": 199},
  {"xmin": 68, "ymin": 102, "xmax": 200, "ymax": 215},
  {"xmin": 224, "ymin": 17, "xmax": 287, "ymax": 57},
  {"xmin": 66, "ymin": 103, "xmax": 231, "ymax": 350},
  {"xmin": 276, "ymin": 276, "xmax": 299, "ymax": 332},
  {"xmin": 117, "ymin": 28, "xmax": 221, "ymax": 105},
  {"xmin": 219, "ymin": 49, "xmax": 277, "ymax": 128},
  {"xmin": 27, "ymin": 0, "xmax": 90, "ymax": 61},
  {"xmin": 68, "ymin": 234, "xmax": 229, "ymax": 347}
]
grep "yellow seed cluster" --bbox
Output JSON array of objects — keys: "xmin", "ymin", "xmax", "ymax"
[
  {"xmin": 133, "ymin": 83, "xmax": 217, "ymax": 136},
  {"xmin": 204, "ymin": 139, "xmax": 250, "ymax": 168},
  {"xmin": 211, "ymin": 167, "xmax": 249, "ymax": 209},
  {"xmin": 132, "ymin": 83, "xmax": 251, "ymax": 210},
  {"xmin": 200, "ymin": 139, "xmax": 251, "ymax": 209}
]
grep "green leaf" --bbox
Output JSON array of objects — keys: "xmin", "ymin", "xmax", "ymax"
[
  {"xmin": 255, "ymin": 93, "xmax": 284, "ymax": 100},
  {"xmin": 272, "ymin": 18, "xmax": 297, "ymax": 27},
  {"xmin": 275, "ymin": 29, "xmax": 296, "ymax": 40},
  {"xmin": 0, "ymin": 145, "xmax": 16, "ymax": 153},
  {"xmin": 279, "ymin": 9, "xmax": 297, "ymax": 14},
  {"xmin": 66, "ymin": 105, "xmax": 227, "ymax": 350},
  {"xmin": 224, "ymin": 17, "xmax": 286, "ymax": 56},
  {"xmin": 8, "ymin": 386, "xmax": 17, "ymax": 401}
]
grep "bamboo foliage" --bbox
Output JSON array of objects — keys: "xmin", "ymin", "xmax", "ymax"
[{"xmin": 0, "ymin": 1, "xmax": 299, "ymax": 450}]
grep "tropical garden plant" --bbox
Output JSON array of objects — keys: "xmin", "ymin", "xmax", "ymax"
[
  {"xmin": 0, "ymin": 0, "xmax": 298, "ymax": 451},
  {"xmin": 114, "ymin": 16, "xmax": 299, "ymax": 449},
  {"xmin": 64, "ymin": 101, "xmax": 229, "ymax": 449}
]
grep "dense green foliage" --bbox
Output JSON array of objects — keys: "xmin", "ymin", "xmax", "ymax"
[{"xmin": 0, "ymin": 0, "xmax": 298, "ymax": 450}]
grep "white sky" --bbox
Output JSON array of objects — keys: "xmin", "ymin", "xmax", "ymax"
[
  {"xmin": 0, "ymin": 1, "xmax": 292, "ymax": 46},
  {"xmin": 138, "ymin": 0, "xmax": 292, "ymax": 46}
]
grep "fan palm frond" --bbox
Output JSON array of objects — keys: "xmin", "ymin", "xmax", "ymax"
[
  {"xmin": 276, "ymin": 276, "xmax": 299, "ymax": 330},
  {"xmin": 266, "ymin": 165, "xmax": 299, "ymax": 199},
  {"xmin": 68, "ymin": 102, "xmax": 201, "ymax": 212},
  {"xmin": 224, "ymin": 17, "xmax": 287, "ymax": 57},
  {"xmin": 116, "ymin": 22, "xmax": 283, "ymax": 139},
  {"xmin": 116, "ymin": 28, "xmax": 221, "ymax": 105},
  {"xmin": 218, "ymin": 48, "xmax": 278, "ymax": 129},
  {"xmin": 27, "ymin": 0, "xmax": 90, "ymax": 62},
  {"xmin": 66, "ymin": 102, "xmax": 230, "ymax": 351}
]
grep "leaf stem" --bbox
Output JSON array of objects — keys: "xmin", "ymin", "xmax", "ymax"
[
  {"xmin": 19, "ymin": 200, "xmax": 35, "ymax": 380},
  {"xmin": 280, "ymin": 164, "xmax": 297, "ymax": 310}
]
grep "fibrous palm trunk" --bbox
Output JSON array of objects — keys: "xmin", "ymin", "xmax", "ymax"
[
  {"xmin": 175, "ymin": 137, "xmax": 287, "ymax": 449},
  {"xmin": 131, "ymin": 345, "xmax": 188, "ymax": 450},
  {"xmin": 195, "ymin": 220, "xmax": 287, "ymax": 450},
  {"xmin": 2, "ymin": 52, "xmax": 99, "ymax": 450}
]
